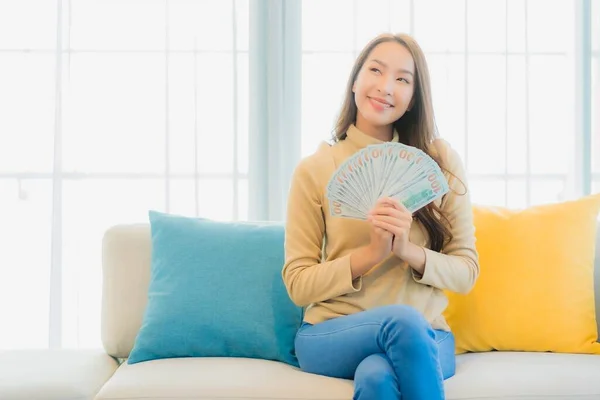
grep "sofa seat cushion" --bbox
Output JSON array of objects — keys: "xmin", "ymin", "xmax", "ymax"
[
  {"xmin": 448, "ymin": 352, "xmax": 600, "ymax": 400},
  {"xmin": 95, "ymin": 357, "xmax": 354, "ymax": 400},
  {"xmin": 94, "ymin": 352, "xmax": 600, "ymax": 400},
  {"xmin": 0, "ymin": 349, "xmax": 119, "ymax": 400}
]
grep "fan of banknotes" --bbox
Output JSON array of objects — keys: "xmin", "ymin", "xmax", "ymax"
[{"xmin": 326, "ymin": 142, "xmax": 449, "ymax": 219}]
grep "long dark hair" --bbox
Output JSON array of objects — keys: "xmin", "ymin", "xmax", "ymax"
[{"xmin": 333, "ymin": 33, "xmax": 466, "ymax": 252}]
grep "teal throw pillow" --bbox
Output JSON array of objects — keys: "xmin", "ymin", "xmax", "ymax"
[{"xmin": 127, "ymin": 210, "xmax": 303, "ymax": 366}]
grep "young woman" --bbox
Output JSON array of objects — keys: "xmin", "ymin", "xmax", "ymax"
[{"xmin": 282, "ymin": 33, "xmax": 479, "ymax": 400}]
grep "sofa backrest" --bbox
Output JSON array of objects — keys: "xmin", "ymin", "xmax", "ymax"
[
  {"xmin": 101, "ymin": 222, "xmax": 600, "ymax": 359},
  {"xmin": 102, "ymin": 224, "xmax": 150, "ymax": 358}
]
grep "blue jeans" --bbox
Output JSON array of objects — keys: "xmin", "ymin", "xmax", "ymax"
[{"xmin": 295, "ymin": 305, "xmax": 456, "ymax": 400}]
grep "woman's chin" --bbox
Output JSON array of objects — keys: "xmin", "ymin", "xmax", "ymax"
[{"xmin": 360, "ymin": 113, "xmax": 396, "ymax": 127}]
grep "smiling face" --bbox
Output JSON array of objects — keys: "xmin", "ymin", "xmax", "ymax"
[{"xmin": 352, "ymin": 41, "xmax": 416, "ymax": 140}]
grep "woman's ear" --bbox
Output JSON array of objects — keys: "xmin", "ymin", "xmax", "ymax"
[{"xmin": 352, "ymin": 81, "xmax": 356, "ymax": 93}]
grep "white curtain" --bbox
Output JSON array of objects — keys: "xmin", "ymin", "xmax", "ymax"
[{"xmin": 0, "ymin": 0, "xmax": 597, "ymax": 350}]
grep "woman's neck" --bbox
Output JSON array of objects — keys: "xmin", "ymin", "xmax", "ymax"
[{"xmin": 355, "ymin": 114, "xmax": 393, "ymax": 142}]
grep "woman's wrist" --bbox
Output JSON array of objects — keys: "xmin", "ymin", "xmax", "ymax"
[
  {"xmin": 350, "ymin": 245, "xmax": 381, "ymax": 279},
  {"xmin": 399, "ymin": 242, "xmax": 426, "ymax": 275}
]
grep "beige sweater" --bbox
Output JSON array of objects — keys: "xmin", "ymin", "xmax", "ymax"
[{"xmin": 282, "ymin": 124, "xmax": 479, "ymax": 331}]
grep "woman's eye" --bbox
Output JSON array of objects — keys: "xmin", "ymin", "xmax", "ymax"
[
  {"xmin": 397, "ymin": 77, "xmax": 409, "ymax": 83},
  {"xmin": 370, "ymin": 68, "xmax": 381, "ymax": 74}
]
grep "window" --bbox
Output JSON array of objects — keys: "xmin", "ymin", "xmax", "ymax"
[
  {"xmin": 0, "ymin": 0, "xmax": 249, "ymax": 349},
  {"xmin": 593, "ymin": 0, "xmax": 600, "ymax": 192},
  {"xmin": 301, "ymin": 0, "xmax": 593, "ymax": 209}
]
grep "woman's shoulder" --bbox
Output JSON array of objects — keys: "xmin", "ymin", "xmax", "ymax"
[
  {"xmin": 429, "ymin": 138, "xmax": 469, "ymax": 196},
  {"xmin": 292, "ymin": 140, "xmax": 337, "ymax": 181},
  {"xmin": 429, "ymin": 137, "xmax": 464, "ymax": 172}
]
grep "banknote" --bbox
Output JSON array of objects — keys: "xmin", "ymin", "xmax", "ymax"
[{"xmin": 326, "ymin": 142, "xmax": 449, "ymax": 219}]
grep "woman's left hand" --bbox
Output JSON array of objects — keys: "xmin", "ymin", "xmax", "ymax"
[{"xmin": 367, "ymin": 197, "xmax": 413, "ymax": 259}]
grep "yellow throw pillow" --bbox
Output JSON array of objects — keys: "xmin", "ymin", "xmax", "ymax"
[{"xmin": 444, "ymin": 193, "xmax": 600, "ymax": 354}]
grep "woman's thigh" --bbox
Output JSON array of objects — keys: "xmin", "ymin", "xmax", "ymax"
[
  {"xmin": 295, "ymin": 316, "xmax": 384, "ymax": 379},
  {"xmin": 434, "ymin": 329, "xmax": 456, "ymax": 380},
  {"xmin": 295, "ymin": 305, "xmax": 455, "ymax": 379}
]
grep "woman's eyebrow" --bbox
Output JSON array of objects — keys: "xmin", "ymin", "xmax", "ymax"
[{"xmin": 370, "ymin": 59, "xmax": 414, "ymax": 76}]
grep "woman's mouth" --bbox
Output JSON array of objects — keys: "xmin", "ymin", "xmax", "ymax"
[{"xmin": 368, "ymin": 97, "xmax": 393, "ymax": 111}]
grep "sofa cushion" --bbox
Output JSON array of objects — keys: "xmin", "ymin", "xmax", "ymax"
[
  {"xmin": 446, "ymin": 352, "xmax": 600, "ymax": 400},
  {"xmin": 127, "ymin": 211, "xmax": 303, "ymax": 366},
  {"xmin": 444, "ymin": 194, "xmax": 600, "ymax": 354},
  {"xmin": 95, "ymin": 357, "xmax": 354, "ymax": 400},
  {"xmin": 0, "ymin": 349, "xmax": 119, "ymax": 400},
  {"xmin": 93, "ymin": 352, "xmax": 600, "ymax": 400}
]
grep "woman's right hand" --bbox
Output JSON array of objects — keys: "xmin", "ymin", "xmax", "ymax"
[
  {"xmin": 350, "ymin": 199, "xmax": 393, "ymax": 279},
  {"xmin": 366, "ymin": 198, "xmax": 394, "ymax": 262}
]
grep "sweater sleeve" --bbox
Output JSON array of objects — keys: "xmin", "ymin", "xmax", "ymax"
[
  {"xmin": 411, "ymin": 140, "xmax": 480, "ymax": 294},
  {"xmin": 282, "ymin": 159, "xmax": 362, "ymax": 307}
]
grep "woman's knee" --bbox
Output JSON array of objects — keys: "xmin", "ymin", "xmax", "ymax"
[{"xmin": 379, "ymin": 305, "xmax": 431, "ymax": 332}]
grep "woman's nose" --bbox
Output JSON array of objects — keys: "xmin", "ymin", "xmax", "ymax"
[{"xmin": 377, "ymin": 76, "xmax": 393, "ymax": 95}]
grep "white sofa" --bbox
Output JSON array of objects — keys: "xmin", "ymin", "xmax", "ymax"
[{"xmin": 1, "ymin": 222, "xmax": 600, "ymax": 400}]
